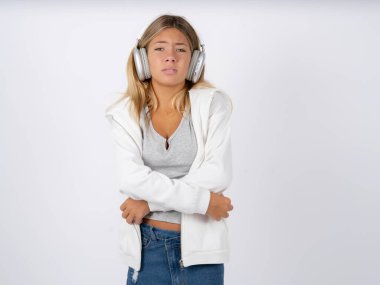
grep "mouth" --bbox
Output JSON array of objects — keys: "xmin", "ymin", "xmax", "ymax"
[{"xmin": 162, "ymin": 68, "xmax": 178, "ymax": 75}]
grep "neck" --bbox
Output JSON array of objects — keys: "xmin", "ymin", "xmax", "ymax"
[{"xmin": 151, "ymin": 81, "xmax": 186, "ymax": 110}]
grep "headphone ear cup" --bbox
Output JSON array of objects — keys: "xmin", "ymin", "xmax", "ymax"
[
  {"xmin": 133, "ymin": 47, "xmax": 145, "ymax": 81},
  {"xmin": 186, "ymin": 50, "xmax": 199, "ymax": 82},
  {"xmin": 186, "ymin": 50, "xmax": 205, "ymax": 83},
  {"xmin": 140, "ymin": 47, "xmax": 151, "ymax": 80},
  {"xmin": 133, "ymin": 47, "xmax": 151, "ymax": 81}
]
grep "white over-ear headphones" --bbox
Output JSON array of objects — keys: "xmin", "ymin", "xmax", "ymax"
[{"xmin": 133, "ymin": 39, "xmax": 206, "ymax": 83}]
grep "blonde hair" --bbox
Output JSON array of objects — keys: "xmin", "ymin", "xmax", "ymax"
[{"xmin": 109, "ymin": 14, "xmax": 214, "ymax": 125}]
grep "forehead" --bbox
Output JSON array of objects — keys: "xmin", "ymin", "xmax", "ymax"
[{"xmin": 151, "ymin": 28, "xmax": 189, "ymax": 45}]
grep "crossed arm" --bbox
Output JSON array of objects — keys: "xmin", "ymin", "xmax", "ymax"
[
  {"xmin": 120, "ymin": 191, "xmax": 233, "ymax": 224},
  {"xmin": 108, "ymin": 91, "xmax": 234, "ymax": 224}
]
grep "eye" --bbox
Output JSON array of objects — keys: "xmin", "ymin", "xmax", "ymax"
[
  {"xmin": 176, "ymin": 48, "xmax": 187, "ymax": 52},
  {"xmin": 154, "ymin": 47, "xmax": 164, "ymax": 51}
]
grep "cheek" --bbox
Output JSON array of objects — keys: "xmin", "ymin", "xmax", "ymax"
[
  {"xmin": 147, "ymin": 57, "xmax": 160, "ymax": 72},
  {"xmin": 182, "ymin": 56, "xmax": 192, "ymax": 71},
  {"xmin": 147, "ymin": 50, "xmax": 157, "ymax": 64}
]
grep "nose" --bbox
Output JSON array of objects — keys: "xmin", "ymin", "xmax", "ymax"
[
  {"xmin": 165, "ymin": 56, "xmax": 176, "ymax": 62},
  {"xmin": 165, "ymin": 49, "xmax": 176, "ymax": 62}
]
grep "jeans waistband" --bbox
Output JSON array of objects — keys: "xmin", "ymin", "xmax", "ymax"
[{"xmin": 140, "ymin": 222, "xmax": 181, "ymax": 241}]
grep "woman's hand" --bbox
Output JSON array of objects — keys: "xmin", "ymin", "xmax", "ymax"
[
  {"xmin": 120, "ymin": 198, "xmax": 150, "ymax": 225},
  {"xmin": 206, "ymin": 192, "xmax": 233, "ymax": 221}
]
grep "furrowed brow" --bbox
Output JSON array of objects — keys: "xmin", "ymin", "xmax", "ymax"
[{"xmin": 152, "ymin": 41, "xmax": 188, "ymax": 47}]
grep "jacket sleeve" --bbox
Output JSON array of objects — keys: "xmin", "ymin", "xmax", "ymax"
[
  {"xmin": 179, "ymin": 90, "xmax": 233, "ymax": 193},
  {"xmin": 106, "ymin": 114, "xmax": 211, "ymax": 215}
]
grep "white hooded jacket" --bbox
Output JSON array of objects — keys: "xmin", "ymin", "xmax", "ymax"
[{"xmin": 105, "ymin": 87, "xmax": 233, "ymax": 271}]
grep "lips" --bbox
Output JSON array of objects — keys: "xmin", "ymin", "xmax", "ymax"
[{"xmin": 162, "ymin": 68, "xmax": 177, "ymax": 75}]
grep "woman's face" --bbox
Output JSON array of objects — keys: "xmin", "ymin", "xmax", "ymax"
[{"xmin": 147, "ymin": 28, "xmax": 192, "ymax": 90}]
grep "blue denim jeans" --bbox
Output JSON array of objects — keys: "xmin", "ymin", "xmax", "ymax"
[{"xmin": 126, "ymin": 222, "xmax": 224, "ymax": 285}]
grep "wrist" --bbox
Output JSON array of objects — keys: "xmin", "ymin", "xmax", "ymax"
[{"xmin": 204, "ymin": 191, "xmax": 213, "ymax": 215}]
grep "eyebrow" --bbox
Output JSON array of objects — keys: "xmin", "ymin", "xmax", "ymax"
[{"xmin": 152, "ymin": 40, "xmax": 189, "ymax": 46}]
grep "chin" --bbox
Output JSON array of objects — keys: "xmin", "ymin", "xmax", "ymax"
[{"xmin": 154, "ymin": 77, "xmax": 186, "ymax": 88}]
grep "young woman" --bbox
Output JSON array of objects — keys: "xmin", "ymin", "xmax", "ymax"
[{"xmin": 105, "ymin": 14, "xmax": 234, "ymax": 285}]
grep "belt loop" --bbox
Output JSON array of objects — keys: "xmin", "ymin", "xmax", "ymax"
[{"xmin": 149, "ymin": 224, "xmax": 157, "ymax": 241}]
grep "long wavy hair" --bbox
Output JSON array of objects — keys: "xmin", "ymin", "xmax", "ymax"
[{"xmin": 107, "ymin": 14, "xmax": 214, "ymax": 125}]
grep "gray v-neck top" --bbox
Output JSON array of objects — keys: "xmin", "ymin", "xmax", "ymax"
[{"xmin": 139, "ymin": 105, "xmax": 198, "ymax": 224}]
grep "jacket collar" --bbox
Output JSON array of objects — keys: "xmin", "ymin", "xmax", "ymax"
[{"xmin": 105, "ymin": 87, "xmax": 218, "ymax": 156}]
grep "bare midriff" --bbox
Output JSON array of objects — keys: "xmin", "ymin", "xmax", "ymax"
[{"xmin": 142, "ymin": 218, "xmax": 181, "ymax": 232}]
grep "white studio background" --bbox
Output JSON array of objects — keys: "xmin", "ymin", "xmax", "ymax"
[{"xmin": 1, "ymin": 1, "xmax": 379, "ymax": 284}]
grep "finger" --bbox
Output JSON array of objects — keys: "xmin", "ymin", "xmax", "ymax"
[
  {"xmin": 126, "ymin": 218, "xmax": 133, "ymax": 225},
  {"xmin": 120, "ymin": 198, "xmax": 133, "ymax": 211},
  {"xmin": 134, "ymin": 218, "xmax": 142, "ymax": 225},
  {"xmin": 126, "ymin": 215, "xmax": 135, "ymax": 224},
  {"xmin": 120, "ymin": 200, "xmax": 128, "ymax": 211},
  {"xmin": 122, "ymin": 210, "xmax": 129, "ymax": 219}
]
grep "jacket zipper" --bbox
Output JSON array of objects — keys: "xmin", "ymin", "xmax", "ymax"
[
  {"xmin": 180, "ymin": 212, "xmax": 185, "ymax": 267},
  {"xmin": 133, "ymin": 223, "xmax": 141, "ymax": 248}
]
